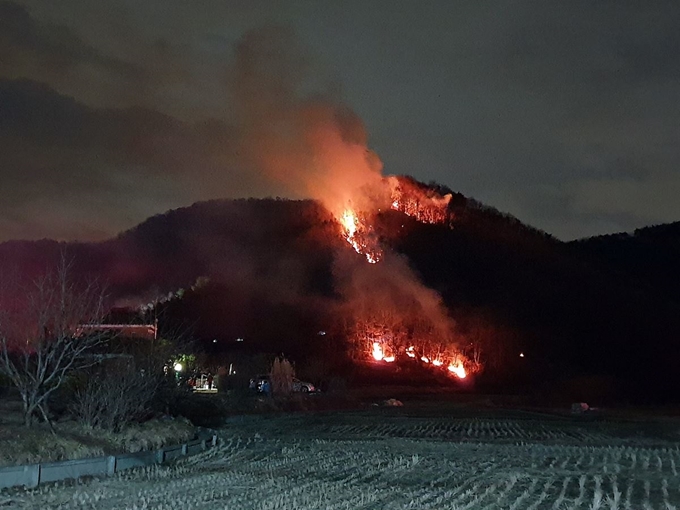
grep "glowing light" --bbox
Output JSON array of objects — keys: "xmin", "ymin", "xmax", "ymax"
[
  {"xmin": 174, "ymin": 363, "xmax": 183, "ymax": 372},
  {"xmin": 519, "ymin": 352, "xmax": 525, "ymax": 358},
  {"xmin": 383, "ymin": 356, "xmax": 395, "ymax": 362},
  {"xmin": 448, "ymin": 362, "xmax": 466, "ymax": 379},
  {"xmin": 421, "ymin": 356, "xmax": 430, "ymax": 363},
  {"xmin": 432, "ymin": 359, "xmax": 443, "ymax": 367}
]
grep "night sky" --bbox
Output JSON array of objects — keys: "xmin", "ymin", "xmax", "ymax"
[{"xmin": 1, "ymin": 0, "xmax": 679, "ymax": 242}]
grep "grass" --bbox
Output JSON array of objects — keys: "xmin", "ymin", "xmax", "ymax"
[
  {"xmin": 0, "ymin": 398, "xmax": 195, "ymax": 468},
  {"xmin": 2, "ymin": 403, "xmax": 679, "ymax": 508}
]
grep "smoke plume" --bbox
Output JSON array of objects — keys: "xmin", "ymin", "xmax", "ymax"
[
  {"xmin": 228, "ymin": 26, "xmax": 386, "ymax": 217},
  {"xmin": 227, "ymin": 27, "xmax": 464, "ymax": 363}
]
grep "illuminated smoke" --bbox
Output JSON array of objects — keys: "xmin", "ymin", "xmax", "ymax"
[{"xmin": 228, "ymin": 27, "xmax": 472, "ymax": 377}]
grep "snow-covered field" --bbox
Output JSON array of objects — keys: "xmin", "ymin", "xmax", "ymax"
[{"xmin": 3, "ymin": 408, "xmax": 680, "ymax": 509}]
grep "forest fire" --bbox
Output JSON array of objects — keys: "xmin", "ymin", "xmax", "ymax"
[
  {"xmin": 223, "ymin": 31, "xmax": 476, "ymax": 382},
  {"xmin": 332, "ymin": 178, "xmax": 472, "ymax": 380},
  {"xmin": 387, "ymin": 177, "xmax": 453, "ymax": 225},
  {"xmin": 369, "ymin": 341, "xmax": 469, "ymax": 379},
  {"xmin": 340, "ymin": 209, "xmax": 381, "ymax": 263},
  {"xmin": 337, "ymin": 177, "xmax": 453, "ymax": 264}
]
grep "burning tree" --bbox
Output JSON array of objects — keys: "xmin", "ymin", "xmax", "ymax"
[{"xmin": 0, "ymin": 258, "xmax": 110, "ymax": 427}]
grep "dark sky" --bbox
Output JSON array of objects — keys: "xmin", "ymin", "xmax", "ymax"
[{"xmin": 1, "ymin": 0, "xmax": 679, "ymax": 242}]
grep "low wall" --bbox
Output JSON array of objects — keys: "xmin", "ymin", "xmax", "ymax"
[{"xmin": 0, "ymin": 433, "xmax": 217, "ymax": 491}]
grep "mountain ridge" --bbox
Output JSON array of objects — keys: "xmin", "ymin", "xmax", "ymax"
[{"xmin": 1, "ymin": 182, "xmax": 679, "ymax": 399}]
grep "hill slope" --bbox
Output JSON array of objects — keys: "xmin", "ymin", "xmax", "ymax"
[
  {"xmin": 569, "ymin": 222, "xmax": 680, "ymax": 305},
  {"xmin": 1, "ymin": 180, "xmax": 679, "ymax": 399}
]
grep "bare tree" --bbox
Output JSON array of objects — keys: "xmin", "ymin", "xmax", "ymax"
[
  {"xmin": 70, "ymin": 357, "xmax": 164, "ymax": 431},
  {"xmin": 0, "ymin": 256, "xmax": 110, "ymax": 427},
  {"xmin": 69, "ymin": 315, "xmax": 196, "ymax": 429}
]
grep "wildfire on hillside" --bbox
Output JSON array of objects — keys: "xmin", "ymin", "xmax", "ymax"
[
  {"xmin": 369, "ymin": 339, "xmax": 470, "ymax": 380},
  {"xmin": 387, "ymin": 177, "xmax": 453, "ymax": 225},
  {"xmin": 225, "ymin": 28, "xmax": 478, "ymax": 382},
  {"xmin": 336, "ymin": 176, "xmax": 453, "ymax": 263},
  {"xmin": 340, "ymin": 209, "xmax": 382, "ymax": 264},
  {"xmin": 329, "ymin": 177, "xmax": 474, "ymax": 380}
]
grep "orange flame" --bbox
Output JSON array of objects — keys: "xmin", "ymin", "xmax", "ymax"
[
  {"xmin": 340, "ymin": 209, "xmax": 381, "ymax": 264},
  {"xmin": 387, "ymin": 177, "xmax": 452, "ymax": 225},
  {"xmin": 448, "ymin": 362, "xmax": 467, "ymax": 379},
  {"xmin": 372, "ymin": 341, "xmax": 384, "ymax": 361}
]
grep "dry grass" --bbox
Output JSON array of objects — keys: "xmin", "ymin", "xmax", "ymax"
[
  {"xmin": 0, "ymin": 398, "xmax": 195, "ymax": 467},
  {"xmin": 77, "ymin": 417, "xmax": 196, "ymax": 454},
  {"xmin": 0, "ymin": 427, "xmax": 103, "ymax": 467}
]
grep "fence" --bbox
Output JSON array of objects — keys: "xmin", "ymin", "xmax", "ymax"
[{"xmin": 0, "ymin": 433, "xmax": 218, "ymax": 491}]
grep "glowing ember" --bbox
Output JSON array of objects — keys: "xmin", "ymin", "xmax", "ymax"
[
  {"xmin": 372, "ymin": 342, "xmax": 384, "ymax": 361},
  {"xmin": 432, "ymin": 359, "xmax": 443, "ymax": 367},
  {"xmin": 448, "ymin": 362, "xmax": 467, "ymax": 379},
  {"xmin": 383, "ymin": 356, "xmax": 395, "ymax": 362},
  {"xmin": 421, "ymin": 356, "xmax": 430, "ymax": 363}
]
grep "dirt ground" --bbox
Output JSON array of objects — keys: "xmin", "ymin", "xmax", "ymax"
[{"xmin": 2, "ymin": 395, "xmax": 679, "ymax": 509}]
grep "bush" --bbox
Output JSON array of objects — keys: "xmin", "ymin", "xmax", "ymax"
[
  {"xmin": 270, "ymin": 357, "xmax": 295, "ymax": 397},
  {"xmin": 70, "ymin": 359, "xmax": 163, "ymax": 431}
]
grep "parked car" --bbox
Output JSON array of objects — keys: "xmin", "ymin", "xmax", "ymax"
[
  {"xmin": 249, "ymin": 374, "xmax": 269, "ymax": 393},
  {"xmin": 249, "ymin": 375, "xmax": 316, "ymax": 393},
  {"xmin": 292, "ymin": 377, "xmax": 315, "ymax": 393}
]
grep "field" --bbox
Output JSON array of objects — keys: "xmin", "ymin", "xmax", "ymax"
[{"xmin": 2, "ymin": 403, "xmax": 680, "ymax": 509}]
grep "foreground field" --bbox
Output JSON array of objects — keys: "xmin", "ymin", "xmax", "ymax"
[{"xmin": 3, "ymin": 406, "xmax": 680, "ymax": 509}]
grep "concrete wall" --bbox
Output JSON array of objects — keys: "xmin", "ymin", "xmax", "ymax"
[{"xmin": 0, "ymin": 435, "xmax": 217, "ymax": 490}]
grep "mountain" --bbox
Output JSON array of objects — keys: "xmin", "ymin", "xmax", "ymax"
[{"xmin": 1, "ymin": 179, "xmax": 679, "ymax": 401}]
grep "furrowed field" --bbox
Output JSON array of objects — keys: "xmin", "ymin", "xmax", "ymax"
[{"xmin": 3, "ymin": 405, "xmax": 680, "ymax": 509}]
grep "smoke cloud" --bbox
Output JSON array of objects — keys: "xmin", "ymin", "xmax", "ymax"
[
  {"xmin": 227, "ymin": 27, "xmax": 463, "ymax": 361},
  {"xmin": 228, "ymin": 26, "xmax": 385, "ymax": 217}
]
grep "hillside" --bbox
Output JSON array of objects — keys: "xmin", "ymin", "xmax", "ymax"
[
  {"xmin": 1, "ymin": 180, "xmax": 679, "ymax": 400},
  {"xmin": 569, "ymin": 222, "xmax": 680, "ymax": 305}
]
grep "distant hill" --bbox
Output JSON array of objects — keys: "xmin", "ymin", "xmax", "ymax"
[
  {"xmin": 569, "ymin": 222, "xmax": 680, "ymax": 305},
  {"xmin": 1, "ymin": 178, "xmax": 679, "ymax": 400}
]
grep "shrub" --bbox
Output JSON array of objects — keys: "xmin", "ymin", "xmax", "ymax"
[
  {"xmin": 70, "ymin": 358, "xmax": 163, "ymax": 431},
  {"xmin": 270, "ymin": 357, "xmax": 295, "ymax": 397}
]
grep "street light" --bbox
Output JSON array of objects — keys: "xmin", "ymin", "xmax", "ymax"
[{"xmin": 174, "ymin": 362, "xmax": 183, "ymax": 372}]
